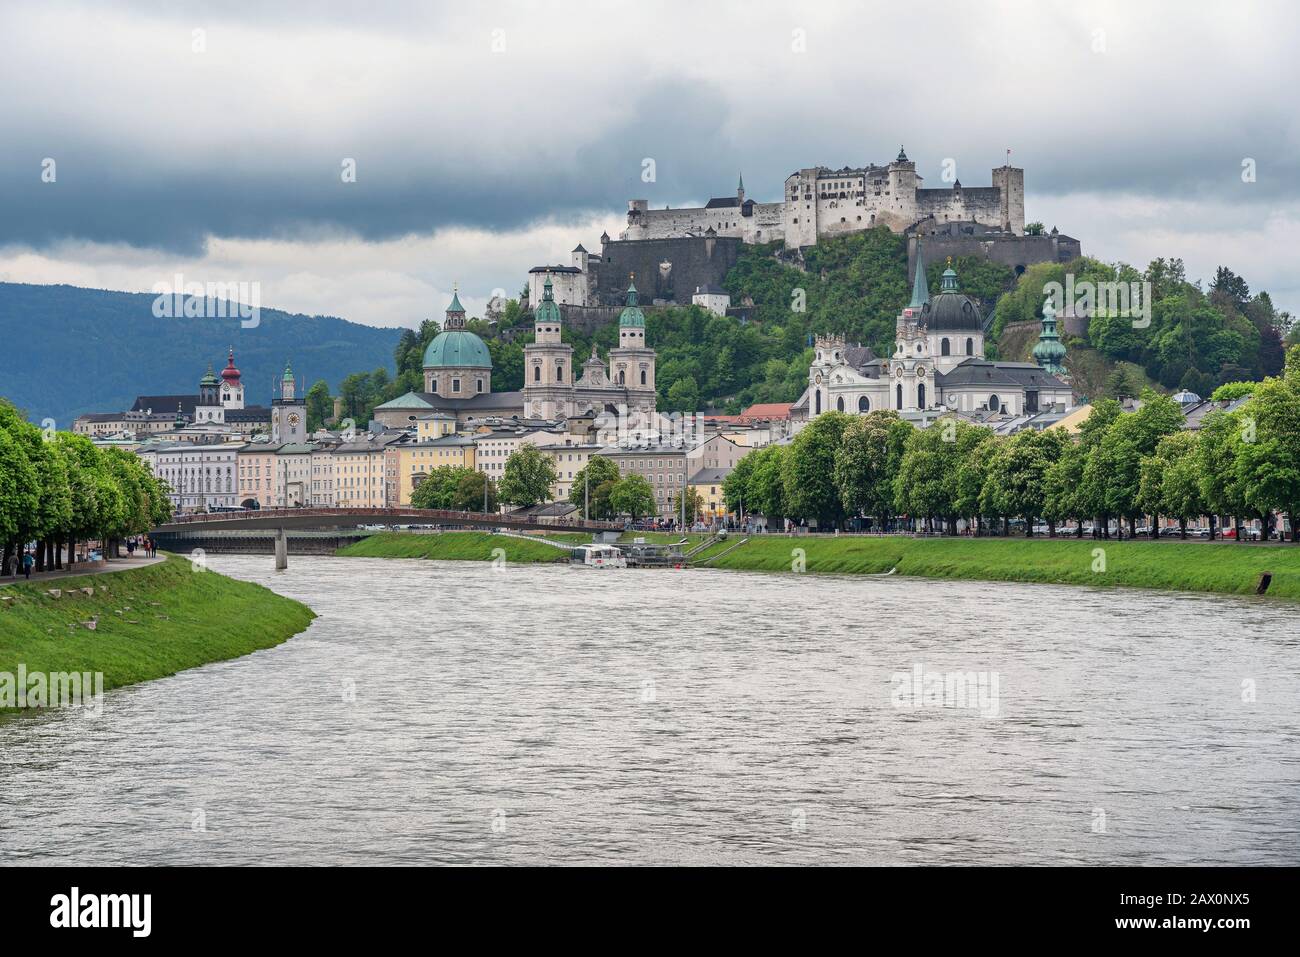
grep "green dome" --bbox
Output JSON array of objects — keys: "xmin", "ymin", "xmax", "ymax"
[
  {"xmin": 423, "ymin": 329, "xmax": 491, "ymax": 369},
  {"xmin": 619, "ymin": 281, "xmax": 645, "ymax": 327},
  {"xmin": 535, "ymin": 276, "xmax": 562, "ymax": 325}
]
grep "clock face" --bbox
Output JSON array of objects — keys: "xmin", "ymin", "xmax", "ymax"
[
  {"xmin": 916, "ymin": 366, "xmax": 926, "ymax": 378},
  {"xmin": 288, "ymin": 413, "xmax": 301, "ymax": 427},
  {"xmin": 814, "ymin": 373, "xmax": 823, "ymax": 384},
  {"xmin": 895, "ymin": 367, "xmax": 904, "ymax": 378}
]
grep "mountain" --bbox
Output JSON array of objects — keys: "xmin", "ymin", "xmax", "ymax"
[{"xmin": 0, "ymin": 282, "xmax": 401, "ymax": 426}]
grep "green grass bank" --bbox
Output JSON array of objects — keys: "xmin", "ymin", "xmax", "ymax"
[
  {"xmin": 1, "ymin": 555, "xmax": 315, "ymax": 715},
  {"xmin": 696, "ymin": 535, "xmax": 1300, "ymax": 599},
  {"xmin": 338, "ymin": 531, "xmax": 570, "ymax": 563}
]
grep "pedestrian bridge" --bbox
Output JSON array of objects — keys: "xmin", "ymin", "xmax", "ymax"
[{"xmin": 151, "ymin": 507, "xmax": 620, "ymax": 568}]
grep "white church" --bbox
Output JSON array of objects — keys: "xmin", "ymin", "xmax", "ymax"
[{"xmin": 797, "ymin": 248, "xmax": 1073, "ymax": 422}]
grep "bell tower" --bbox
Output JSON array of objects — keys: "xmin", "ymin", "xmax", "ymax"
[{"xmin": 271, "ymin": 360, "xmax": 307, "ymax": 443}]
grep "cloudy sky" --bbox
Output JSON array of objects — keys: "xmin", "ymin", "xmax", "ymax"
[{"xmin": 2, "ymin": 0, "xmax": 1297, "ymax": 326}]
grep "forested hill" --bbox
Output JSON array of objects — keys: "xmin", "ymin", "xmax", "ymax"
[{"xmin": 1, "ymin": 282, "xmax": 400, "ymax": 426}]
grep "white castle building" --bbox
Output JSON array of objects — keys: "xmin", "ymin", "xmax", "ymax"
[
  {"xmin": 800, "ymin": 247, "xmax": 1071, "ymax": 420},
  {"xmin": 622, "ymin": 149, "xmax": 1025, "ymax": 248}
]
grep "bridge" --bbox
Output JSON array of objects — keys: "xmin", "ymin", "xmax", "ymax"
[{"xmin": 152, "ymin": 507, "xmax": 620, "ymax": 568}]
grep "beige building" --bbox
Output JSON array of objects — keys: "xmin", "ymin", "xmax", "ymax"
[
  {"xmin": 688, "ymin": 467, "xmax": 731, "ymax": 522},
  {"xmin": 310, "ymin": 442, "xmax": 338, "ymax": 506},
  {"xmin": 334, "ymin": 433, "xmax": 406, "ymax": 507},
  {"xmin": 538, "ymin": 438, "xmax": 602, "ymax": 502},
  {"xmin": 237, "ymin": 443, "xmax": 279, "ymax": 508},
  {"xmin": 274, "ymin": 443, "xmax": 315, "ymax": 507},
  {"xmin": 394, "ymin": 433, "xmax": 478, "ymax": 506}
]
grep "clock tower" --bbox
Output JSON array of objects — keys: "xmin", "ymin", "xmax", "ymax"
[{"xmin": 271, "ymin": 360, "xmax": 307, "ymax": 443}]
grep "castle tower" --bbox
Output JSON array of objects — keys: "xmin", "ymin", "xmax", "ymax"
[
  {"xmin": 608, "ymin": 279, "xmax": 656, "ymax": 413},
  {"xmin": 885, "ymin": 146, "xmax": 919, "ymax": 230},
  {"xmin": 271, "ymin": 360, "xmax": 306, "ymax": 444},
  {"xmin": 1033, "ymin": 296, "xmax": 1068, "ymax": 376},
  {"xmin": 990, "ymin": 160, "xmax": 1026, "ymax": 235},
  {"xmin": 522, "ymin": 276, "xmax": 574, "ymax": 419},
  {"xmin": 219, "ymin": 347, "xmax": 245, "ymax": 409}
]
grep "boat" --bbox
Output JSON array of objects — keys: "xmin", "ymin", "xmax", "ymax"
[{"xmin": 570, "ymin": 543, "xmax": 628, "ymax": 569}]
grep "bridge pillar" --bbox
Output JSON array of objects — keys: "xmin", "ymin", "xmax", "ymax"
[{"xmin": 274, "ymin": 528, "xmax": 288, "ymax": 570}]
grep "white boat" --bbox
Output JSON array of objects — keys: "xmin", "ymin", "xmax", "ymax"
[{"xmin": 570, "ymin": 543, "xmax": 628, "ymax": 569}]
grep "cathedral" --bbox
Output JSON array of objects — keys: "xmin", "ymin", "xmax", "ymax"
[
  {"xmin": 522, "ymin": 277, "xmax": 657, "ymax": 419},
  {"xmin": 373, "ymin": 281, "xmax": 658, "ymax": 428},
  {"xmin": 800, "ymin": 247, "xmax": 1073, "ymax": 421}
]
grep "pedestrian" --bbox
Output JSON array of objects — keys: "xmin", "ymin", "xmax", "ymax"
[{"xmin": 22, "ymin": 551, "xmax": 34, "ymax": 579}]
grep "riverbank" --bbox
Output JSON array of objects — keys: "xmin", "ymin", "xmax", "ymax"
[
  {"xmin": 333, "ymin": 529, "xmax": 1300, "ymax": 600},
  {"xmin": 1, "ymin": 555, "xmax": 315, "ymax": 717},
  {"xmin": 695, "ymin": 534, "xmax": 1300, "ymax": 599},
  {"xmin": 338, "ymin": 531, "xmax": 571, "ymax": 563}
]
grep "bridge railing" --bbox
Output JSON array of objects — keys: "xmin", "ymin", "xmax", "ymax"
[{"xmin": 157, "ymin": 506, "xmax": 621, "ymax": 531}]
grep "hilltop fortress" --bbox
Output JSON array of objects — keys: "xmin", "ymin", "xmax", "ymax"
[
  {"xmin": 524, "ymin": 149, "xmax": 1079, "ymax": 321},
  {"xmin": 622, "ymin": 148, "xmax": 1025, "ymax": 247}
]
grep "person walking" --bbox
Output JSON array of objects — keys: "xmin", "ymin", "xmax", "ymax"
[{"xmin": 22, "ymin": 551, "xmax": 34, "ymax": 580}]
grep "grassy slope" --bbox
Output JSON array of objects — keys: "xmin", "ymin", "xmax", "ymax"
[
  {"xmin": 338, "ymin": 531, "xmax": 569, "ymax": 563},
  {"xmin": 1, "ymin": 556, "xmax": 315, "ymax": 711},
  {"xmin": 698, "ymin": 535, "xmax": 1300, "ymax": 600}
]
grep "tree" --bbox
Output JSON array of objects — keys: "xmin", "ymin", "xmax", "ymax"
[
  {"xmin": 1197, "ymin": 408, "xmax": 1251, "ymax": 541},
  {"xmin": 747, "ymin": 445, "xmax": 789, "ymax": 522},
  {"xmin": 783, "ymin": 411, "xmax": 851, "ymax": 527},
  {"xmin": 410, "ymin": 465, "xmax": 478, "ymax": 510},
  {"xmin": 722, "ymin": 451, "xmax": 757, "ymax": 517},
  {"xmin": 981, "ymin": 429, "xmax": 1067, "ymax": 536},
  {"xmin": 451, "ymin": 470, "xmax": 498, "ymax": 513},
  {"xmin": 834, "ymin": 410, "xmax": 913, "ymax": 528},
  {"xmin": 954, "ymin": 431, "xmax": 1000, "ymax": 534},
  {"xmin": 665, "ymin": 375, "xmax": 701, "ymax": 413},
  {"xmin": 305, "ymin": 380, "xmax": 333, "ymax": 432},
  {"xmin": 895, "ymin": 417, "xmax": 975, "ymax": 534},
  {"xmin": 498, "ymin": 446, "xmax": 557, "ymax": 507},
  {"xmin": 609, "ymin": 474, "xmax": 655, "ymax": 521},
  {"xmin": 1235, "ymin": 376, "xmax": 1300, "ymax": 541},
  {"xmin": 568, "ymin": 456, "xmax": 621, "ymax": 519},
  {"xmin": 670, "ymin": 487, "xmax": 705, "ymax": 525},
  {"xmin": 1139, "ymin": 431, "xmax": 1203, "ymax": 538}
]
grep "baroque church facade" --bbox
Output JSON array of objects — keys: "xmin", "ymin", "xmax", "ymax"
[{"xmin": 801, "ymin": 247, "xmax": 1073, "ymax": 421}]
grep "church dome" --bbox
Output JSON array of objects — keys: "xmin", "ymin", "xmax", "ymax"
[
  {"xmin": 423, "ymin": 329, "xmax": 491, "ymax": 369},
  {"xmin": 920, "ymin": 264, "xmax": 983, "ymax": 332}
]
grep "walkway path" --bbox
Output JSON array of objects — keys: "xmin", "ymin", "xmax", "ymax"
[{"xmin": 0, "ymin": 555, "xmax": 165, "ymax": 588}]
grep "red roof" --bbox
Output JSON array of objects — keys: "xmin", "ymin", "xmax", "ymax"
[{"xmin": 738, "ymin": 402, "xmax": 792, "ymax": 421}]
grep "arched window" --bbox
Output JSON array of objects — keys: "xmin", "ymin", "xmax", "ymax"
[
  {"xmin": 918, "ymin": 383, "xmax": 926, "ymax": 409},
  {"xmin": 533, "ymin": 366, "xmax": 541, "ymax": 382},
  {"xmin": 966, "ymin": 337, "xmax": 974, "ymax": 356},
  {"xmin": 476, "ymin": 379, "xmax": 484, "ymax": 393},
  {"xmin": 836, "ymin": 396, "xmax": 844, "ymax": 412},
  {"xmin": 640, "ymin": 369, "xmax": 646, "ymax": 386},
  {"xmin": 988, "ymin": 393, "xmax": 1000, "ymax": 412},
  {"xmin": 617, "ymin": 370, "xmax": 625, "ymax": 385},
  {"xmin": 896, "ymin": 384, "xmax": 903, "ymax": 410},
  {"xmin": 815, "ymin": 390, "xmax": 822, "ymax": 415},
  {"xmin": 556, "ymin": 364, "xmax": 564, "ymax": 382},
  {"xmin": 858, "ymin": 395, "xmax": 869, "ymax": 412},
  {"xmin": 941, "ymin": 338, "xmax": 950, "ymax": 356}
]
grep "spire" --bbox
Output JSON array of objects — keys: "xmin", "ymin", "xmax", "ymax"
[
  {"xmin": 625, "ymin": 277, "xmax": 639, "ymax": 307},
  {"xmin": 940, "ymin": 257, "xmax": 959, "ymax": 292},
  {"xmin": 445, "ymin": 283, "xmax": 467, "ymax": 329},
  {"xmin": 896, "ymin": 145, "xmax": 909, "ymax": 163},
  {"xmin": 1033, "ymin": 295, "xmax": 1068, "ymax": 376},
  {"xmin": 282, "ymin": 360, "xmax": 294, "ymax": 382},
  {"xmin": 909, "ymin": 243, "xmax": 930, "ymax": 308},
  {"xmin": 542, "ymin": 275, "xmax": 554, "ymax": 301},
  {"xmin": 619, "ymin": 275, "xmax": 646, "ymax": 328}
]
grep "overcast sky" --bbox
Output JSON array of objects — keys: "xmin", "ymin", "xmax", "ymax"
[{"xmin": 2, "ymin": 0, "xmax": 1297, "ymax": 326}]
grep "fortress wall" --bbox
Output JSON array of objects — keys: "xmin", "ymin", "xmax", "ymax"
[{"xmin": 589, "ymin": 236, "xmax": 742, "ymax": 306}]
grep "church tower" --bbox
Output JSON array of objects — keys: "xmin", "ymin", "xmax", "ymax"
[
  {"xmin": 271, "ymin": 360, "xmax": 306, "ymax": 443},
  {"xmin": 522, "ymin": 276, "xmax": 574, "ymax": 419},
  {"xmin": 608, "ymin": 279, "xmax": 656, "ymax": 414},
  {"xmin": 196, "ymin": 364, "xmax": 224, "ymax": 424},
  {"xmin": 219, "ymin": 347, "xmax": 245, "ymax": 410}
]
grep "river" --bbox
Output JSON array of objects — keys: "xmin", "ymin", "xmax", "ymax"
[{"xmin": 2, "ymin": 555, "xmax": 1297, "ymax": 865}]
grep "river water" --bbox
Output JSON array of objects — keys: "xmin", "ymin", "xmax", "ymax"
[{"xmin": 2, "ymin": 555, "xmax": 1297, "ymax": 866}]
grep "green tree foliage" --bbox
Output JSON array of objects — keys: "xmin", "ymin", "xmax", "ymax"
[
  {"xmin": 451, "ymin": 470, "xmax": 498, "ymax": 513},
  {"xmin": 568, "ymin": 456, "xmax": 621, "ymax": 519},
  {"xmin": 498, "ymin": 446, "xmax": 557, "ymax": 507},
  {"xmin": 305, "ymin": 379, "xmax": 333, "ymax": 432},
  {"xmin": 834, "ymin": 410, "xmax": 913, "ymax": 524},
  {"xmin": 608, "ymin": 474, "xmax": 655, "ymax": 521},
  {"xmin": 410, "ymin": 465, "xmax": 479, "ymax": 510},
  {"xmin": 782, "ymin": 411, "xmax": 852, "ymax": 526}
]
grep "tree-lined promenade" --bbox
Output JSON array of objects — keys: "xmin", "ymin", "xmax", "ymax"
[
  {"xmin": 0, "ymin": 400, "xmax": 171, "ymax": 577},
  {"xmin": 724, "ymin": 346, "xmax": 1300, "ymax": 543}
]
